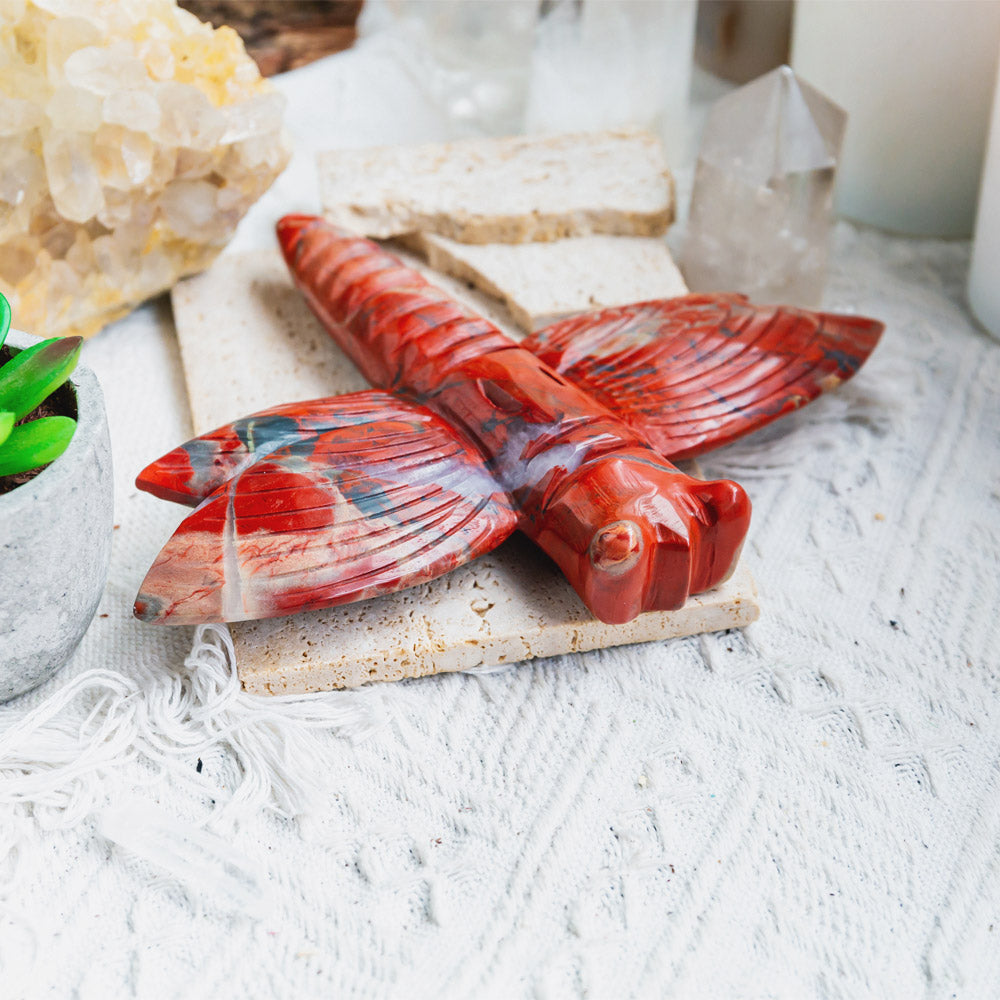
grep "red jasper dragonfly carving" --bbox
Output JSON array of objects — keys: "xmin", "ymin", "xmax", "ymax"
[{"xmin": 134, "ymin": 215, "xmax": 883, "ymax": 626}]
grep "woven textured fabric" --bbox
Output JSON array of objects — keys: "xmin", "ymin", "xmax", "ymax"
[{"xmin": 2, "ymin": 40, "xmax": 1000, "ymax": 1000}]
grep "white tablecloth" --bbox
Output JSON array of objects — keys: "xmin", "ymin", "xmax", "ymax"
[{"xmin": 1, "ymin": 35, "xmax": 999, "ymax": 1000}]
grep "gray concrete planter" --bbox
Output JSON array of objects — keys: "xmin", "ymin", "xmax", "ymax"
[{"xmin": 0, "ymin": 330, "xmax": 114, "ymax": 701}]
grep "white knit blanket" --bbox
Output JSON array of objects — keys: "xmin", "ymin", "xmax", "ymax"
[{"xmin": 2, "ymin": 37, "xmax": 999, "ymax": 1000}]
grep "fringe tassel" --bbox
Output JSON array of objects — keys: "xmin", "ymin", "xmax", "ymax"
[{"xmin": 0, "ymin": 624, "xmax": 389, "ymax": 832}]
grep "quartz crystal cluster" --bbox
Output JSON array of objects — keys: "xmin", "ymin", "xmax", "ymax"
[
  {"xmin": 0, "ymin": 0, "xmax": 291, "ymax": 338},
  {"xmin": 683, "ymin": 66, "xmax": 846, "ymax": 308}
]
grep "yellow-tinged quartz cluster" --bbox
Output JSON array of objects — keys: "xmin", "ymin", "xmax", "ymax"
[{"xmin": 0, "ymin": 0, "xmax": 291, "ymax": 338}]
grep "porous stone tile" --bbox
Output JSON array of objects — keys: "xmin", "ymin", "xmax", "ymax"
[
  {"xmin": 408, "ymin": 232, "xmax": 689, "ymax": 332},
  {"xmin": 318, "ymin": 129, "xmax": 675, "ymax": 243},
  {"xmin": 235, "ymin": 543, "xmax": 758, "ymax": 694}
]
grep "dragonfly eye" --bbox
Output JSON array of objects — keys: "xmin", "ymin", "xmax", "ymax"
[{"xmin": 588, "ymin": 519, "xmax": 643, "ymax": 576}]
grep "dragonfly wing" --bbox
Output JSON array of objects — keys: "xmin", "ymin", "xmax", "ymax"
[
  {"xmin": 522, "ymin": 294, "xmax": 884, "ymax": 461},
  {"xmin": 136, "ymin": 391, "xmax": 416, "ymax": 506},
  {"xmin": 135, "ymin": 394, "xmax": 516, "ymax": 624}
]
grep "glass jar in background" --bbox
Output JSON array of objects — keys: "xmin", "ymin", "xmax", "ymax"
[
  {"xmin": 525, "ymin": 0, "xmax": 697, "ymax": 165},
  {"xmin": 361, "ymin": 0, "xmax": 698, "ymax": 164},
  {"xmin": 359, "ymin": 0, "xmax": 539, "ymax": 138}
]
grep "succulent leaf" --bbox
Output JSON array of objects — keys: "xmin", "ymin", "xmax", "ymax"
[
  {"xmin": 0, "ymin": 410, "xmax": 13, "ymax": 448},
  {"xmin": 0, "ymin": 294, "xmax": 10, "ymax": 351},
  {"xmin": 0, "ymin": 336, "xmax": 82, "ymax": 421},
  {"xmin": 0, "ymin": 416, "xmax": 76, "ymax": 477}
]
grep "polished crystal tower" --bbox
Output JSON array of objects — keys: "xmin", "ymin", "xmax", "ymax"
[{"xmin": 683, "ymin": 66, "xmax": 846, "ymax": 307}]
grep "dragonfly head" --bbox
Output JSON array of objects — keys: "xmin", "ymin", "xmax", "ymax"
[{"xmin": 531, "ymin": 451, "xmax": 750, "ymax": 624}]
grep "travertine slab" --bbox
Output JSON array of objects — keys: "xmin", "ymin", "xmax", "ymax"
[
  {"xmin": 408, "ymin": 232, "xmax": 689, "ymax": 332},
  {"xmin": 318, "ymin": 129, "xmax": 675, "ymax": 243},
  {"xmin": 236, "ymin": 540, "xmax": 758, "ymax": 695},
  {"xmin": 170, "ymin": 249, "xmax": 760, "ymax": 691}
]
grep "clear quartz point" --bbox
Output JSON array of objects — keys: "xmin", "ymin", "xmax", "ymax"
[{"xmin": 683, "ymin": 65, "xmax": 846, "ymax": 308}]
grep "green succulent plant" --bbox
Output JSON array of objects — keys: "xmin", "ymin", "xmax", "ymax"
[{"xmin": 0, "ymin": 293, "xmax": 82, "ymax": 480}]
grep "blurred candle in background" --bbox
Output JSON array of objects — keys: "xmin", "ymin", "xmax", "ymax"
[
  {"xmin": 791, "ymin": 0, "xmax": 1000, "ymax": 237},
  {"xmin": 969, "ymin": 57, "xmax": 1000, "ymax": 340}
]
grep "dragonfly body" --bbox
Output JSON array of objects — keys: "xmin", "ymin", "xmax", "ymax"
[
  {"xmin": 134, "ymin": 215, "xmax": 881, "ymax": 628},
  {"xmin": 276, "ymin": 216, "xmax": 749, "ymax": 623}
]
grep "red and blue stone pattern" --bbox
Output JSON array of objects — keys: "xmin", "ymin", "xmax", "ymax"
[{"xmin": 135, "ymin": 215, "xmax": 883, "ymax": 627}]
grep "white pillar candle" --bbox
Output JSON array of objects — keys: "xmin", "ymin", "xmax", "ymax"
[
  {"xmin": 969, "ymin": 57, "xmax": 1000, "ymax": 339},
  {"xmin": 791, "ymin": 0, "xmax": 1000, "ymax": 237}
]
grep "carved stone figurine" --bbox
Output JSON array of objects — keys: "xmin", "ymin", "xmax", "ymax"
[{"xmin": 134, "ymin": 215, "xmax": 882, "ymax": 626}]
